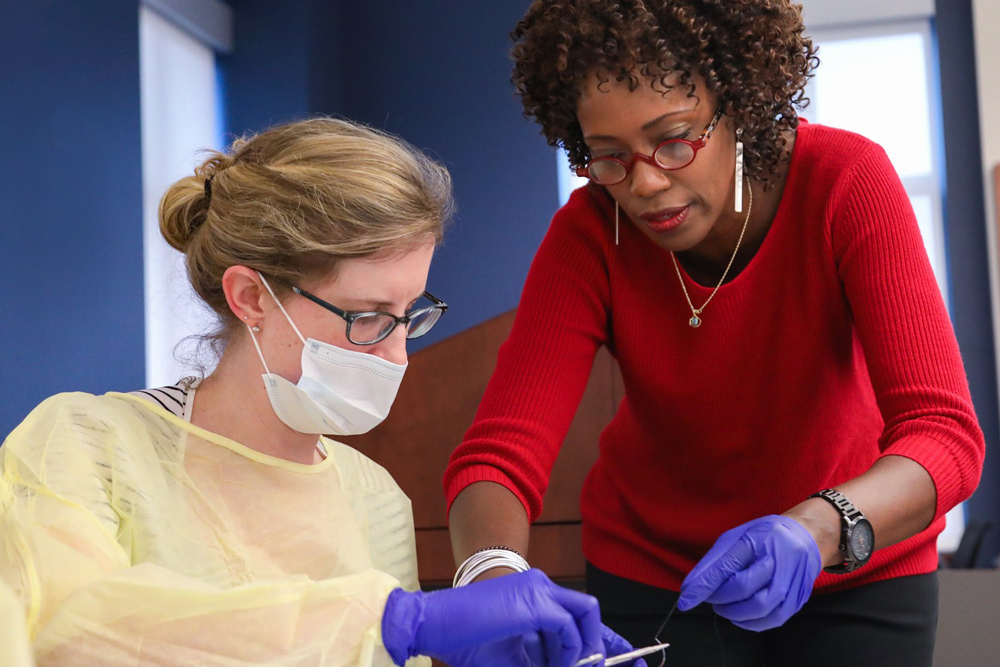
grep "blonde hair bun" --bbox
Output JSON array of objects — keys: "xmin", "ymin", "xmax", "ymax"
[{"xmin": 157, "ymin": 117, "xmax": 453, "ymax": 342}]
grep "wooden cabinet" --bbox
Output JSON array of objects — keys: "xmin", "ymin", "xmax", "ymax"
[{"xmin": 339, "ymin": 309, "xmax": 621, "ymax": 588}]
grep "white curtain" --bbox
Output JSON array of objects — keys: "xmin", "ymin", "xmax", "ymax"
[{"xmin": 139, "ymin": 5, "xmax": 222, "ymax": 387}]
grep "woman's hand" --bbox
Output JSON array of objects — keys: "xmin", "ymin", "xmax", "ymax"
[
  {"xmin": 506, "ymin": 622, "xmax": 646, "ymax": 667},
  {"xmin": 676, "ymin": 515, "xmax": 822, "ymax": 632},
  {"xmin": 382, "ymin": 569, "xmax": 604, "ymax": 667}
]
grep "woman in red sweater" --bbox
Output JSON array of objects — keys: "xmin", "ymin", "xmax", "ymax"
[{"xmin": 443, "ymin": 2, "xmax": 985, "ymax": 666}]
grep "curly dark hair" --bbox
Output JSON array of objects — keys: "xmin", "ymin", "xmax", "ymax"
[{"xmin": 511, "ymin": 0, "xmax": 819, "ymax": 188}]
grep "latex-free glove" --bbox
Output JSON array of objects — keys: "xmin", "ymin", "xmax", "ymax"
[
  {"xmin": 677, "ymin": 515, "xmax": 822, "ymax": 632},
  {"xmin": 382, "ymin": 569, "xmax": 604, "ymax": 667},
  {"xmin": 601, "ymin": 623, "xmax": 649, "ymax": 667},
  {"xmin": 520, "ymin": 621, "xmax": 646, "ymax": 667}
]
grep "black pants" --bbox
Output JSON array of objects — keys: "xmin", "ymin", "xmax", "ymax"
[{"xmin": 587, "ymin": 563, "xmax": 938, "ymax": 667}]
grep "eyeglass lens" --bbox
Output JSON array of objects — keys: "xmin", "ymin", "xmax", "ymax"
[
  {"xmin": 348, "ymin": 307, "xmax": 443, "ymax": 344},
  {"xmin": 588, "ymin": 142, "xmax": 696, "ymax": 185},
  {"xmin": 350, "ymin": 314, "xmax": 398, "ymax": 344},
  {"xmin": 407, "ymin": 308, "xmax": 442, "ymax": 338}
]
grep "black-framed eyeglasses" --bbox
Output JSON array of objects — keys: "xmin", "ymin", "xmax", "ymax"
[
  {"xmin": 575, "ymin": 107, "xmax": 725, "ymax": 186},
  {"xmin": 291, "ymin": 286, "xmax": 448, "ymax": 345}
]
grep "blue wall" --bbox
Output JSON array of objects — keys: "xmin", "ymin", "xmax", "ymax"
[
  {"xmin": 221, "ymin": 0, "xmax": 316, "ymax": 138},
  {"xmin": 0, "ymin": 2, "xmax": 146, "ymax": 438},
  {"xmin": 221, "ymin": 0, "xmax": 345, "ymax": 152},
  {"xmin": 222, "ymin": 0, "xmax": 559, "ymax": 351},
  {"xmin": 337, "ymin": 1, "xmax": 559, "ymax": 349}
]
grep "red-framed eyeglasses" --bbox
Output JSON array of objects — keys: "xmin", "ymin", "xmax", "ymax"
[{"xmin": 575, "ymin": 107, "xmax": 725, "ymax": 186}]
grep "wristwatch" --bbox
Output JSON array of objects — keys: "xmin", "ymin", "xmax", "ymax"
[{"xmin": 809, "ymin": 488, "xmax": 875, "ymax": 573}]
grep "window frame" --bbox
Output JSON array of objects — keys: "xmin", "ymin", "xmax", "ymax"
[{"xmin": 804, "ymin": 19, "xmax": 950, "ymax": 309}]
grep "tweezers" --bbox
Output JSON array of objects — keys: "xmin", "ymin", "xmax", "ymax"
[{"xmin": 573, "ymin": 642, "xmax": 671, "ymax": 667}]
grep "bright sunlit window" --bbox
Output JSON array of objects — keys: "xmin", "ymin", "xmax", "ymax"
[
  {"xmin": 808, "ymin": 20, "xmax": 961, "ymax": 554},
  {"xmin": 808, "ymin": 23, "xmax": 948, "ymax": 301},
  {"xmin": 139, "ymin": 5, "xmax": 224, "ymax": 386},
  {"xmin": 558, "ymin": 148, "xmax": 589, "ymax": 206}
]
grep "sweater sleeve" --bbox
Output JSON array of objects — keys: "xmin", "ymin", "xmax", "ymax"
[
  {"xmin": 443, "ymin": 189, "xmax": 613, "ymax": 522},
  {"xmin": 830, "ymin": 144, "xmax": 985, "ymax": 521}
]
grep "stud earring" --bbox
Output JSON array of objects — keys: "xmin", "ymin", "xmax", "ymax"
[
  {"xmin": 615, "ymin": 200, "xmax": 620, "ymax": 246},
  {"xmin": 735, "ymin": 129, "xmax": 744, "ymax": 213},
  {"xmin": 252, "ymin": 325, "xmax": 261, "ymax": 332}
]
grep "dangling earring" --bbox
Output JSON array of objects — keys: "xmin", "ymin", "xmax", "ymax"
[
  {"xmin": 734, "ymin": 129, "xmax": 744, "ymax": 213},
  {"xmin": 615, "ymin": 201, "xmax": 620, "ymax": 246}
]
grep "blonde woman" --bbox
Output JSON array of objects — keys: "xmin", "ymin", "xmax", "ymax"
[{"xmin": 0, "ymin": 118, "xmax": 625, "ymax": 667}]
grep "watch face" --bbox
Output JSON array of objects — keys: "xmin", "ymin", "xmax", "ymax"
[{"xmin": 850, "ymin": 519, "xmax": 875, "ymax": 561}]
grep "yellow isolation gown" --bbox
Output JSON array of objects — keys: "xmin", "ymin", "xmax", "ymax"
[
  {"xmin": 0, "ymin": 576, "xmax": 33, "ymax": 667},
  {"xmin": 0, "ymin": 391, "xmax": 427, "ymax": 667}
]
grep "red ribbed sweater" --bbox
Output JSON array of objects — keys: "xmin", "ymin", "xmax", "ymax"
[{"xmin": 443, "ymin": 123, "xmax": 985, "ymax": 593}]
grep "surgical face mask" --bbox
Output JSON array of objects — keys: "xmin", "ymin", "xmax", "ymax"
[{"xmin": 247, "ymin": 274, "xmax": 407, "ymax": 435}]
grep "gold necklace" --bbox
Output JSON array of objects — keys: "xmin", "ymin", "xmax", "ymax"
[{"xmin": 670, "ymin": 183, "xmax": 753, "ymax": 328}]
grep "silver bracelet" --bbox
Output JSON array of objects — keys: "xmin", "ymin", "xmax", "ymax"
[
  {"xmin": 453, "ymin": 548, "xmax": 530, "ymax": 587},
  {"xmin": 453, "ymin": 552, "xmax": 529, "ymax": 588},
  {"xmin": 473, "ymin": 544, "xmax": 523, "ymax": 558}
]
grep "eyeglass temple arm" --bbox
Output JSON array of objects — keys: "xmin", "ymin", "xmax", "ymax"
[{"xmin": 292, "ymin": 286, "xmax": 349, "ymax": 318}]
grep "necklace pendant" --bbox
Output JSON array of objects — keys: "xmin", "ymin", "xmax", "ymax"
[{"xmin": 689, "ymin": 315, "xmax": 702, "ymax": 328}]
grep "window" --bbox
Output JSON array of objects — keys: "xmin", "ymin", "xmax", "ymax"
[
  {"xmin": 139, "ymin": 5, "xmax": 224, "ymax": 386},
  {"xmin": 557, "ymin": 147, "xmax": 589, "ymax": 207},
  {"xmin": 806, "ymin": 20, "xmax": 964, "ymax": 552},
  {"xmin": 806, "ymin": 21, "xmax": 948, "ymax": 303}
]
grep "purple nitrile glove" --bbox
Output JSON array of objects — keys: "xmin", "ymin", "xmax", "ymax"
[
  {"xmin": 382, "ymin": 569, "xmax": 604, "ymax": 667},
  {"xmin": 677, "ymin": 515, "xmax": 822, "ymax": 632},
  {"xmin": 520, "ymin": 622, "xmax": 646, "ymax": 667},
  {"xmin": 601, "ymin": 623, "xmax": 649, "ymax": 667}
]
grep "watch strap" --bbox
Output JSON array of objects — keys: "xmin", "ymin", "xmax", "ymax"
[
  {"xmin": 812, "ymin": 488, "xmax": 864, "ymax": 521},
  {"xmin": 809, "ymin": 488, "xmax": 871, "ymax": 573}
]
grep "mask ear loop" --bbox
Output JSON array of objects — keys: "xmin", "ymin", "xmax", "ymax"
[
  {"xmin": 246, "ymin": 324, "xmax": 272, "ymax": 375},
  {"xmin": 257, "ymin": 271, "xmax": 307, "ymax": 345}
]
